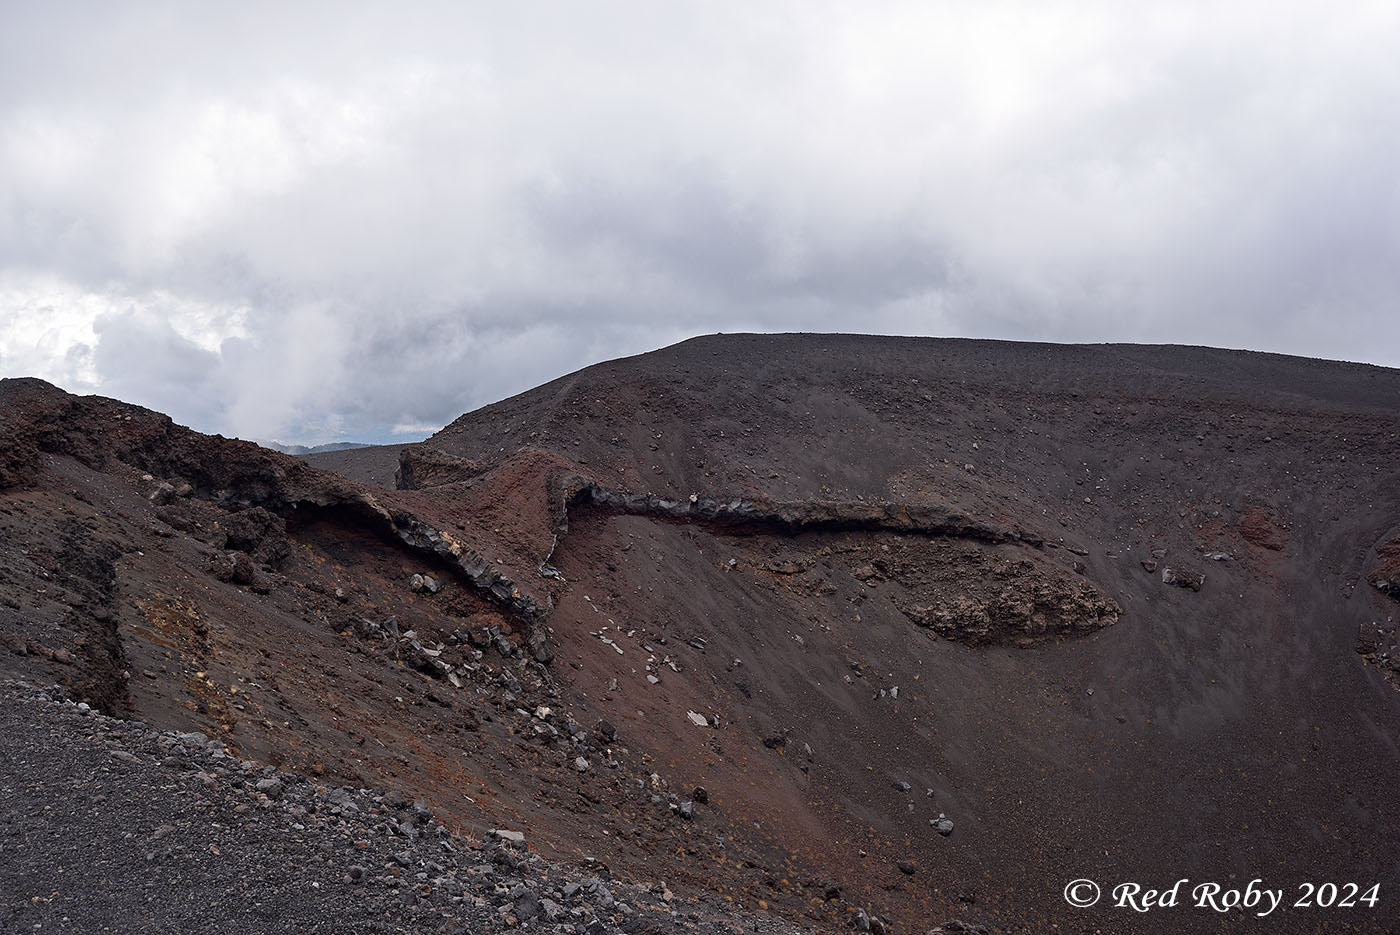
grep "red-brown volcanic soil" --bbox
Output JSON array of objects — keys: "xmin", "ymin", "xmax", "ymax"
[{"xmin": 5, "ymin": 334, "xmax": 1400, "ymax": 934}]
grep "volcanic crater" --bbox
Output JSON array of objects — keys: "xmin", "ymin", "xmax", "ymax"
[{"xmin": 3, "ymin": 334, "xmax": 1399, "ymax": 934}]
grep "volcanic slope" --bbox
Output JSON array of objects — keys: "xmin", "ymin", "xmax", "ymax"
[
  {"xmin": 313, "ymin": 334, "xmax": 1400, "ymax": 934},
  {"xmin": 0, "ymin": 334, "xmax": 1395, "ymax": 934}
]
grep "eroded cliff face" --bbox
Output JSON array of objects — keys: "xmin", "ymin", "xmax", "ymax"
[
  {"xmin": 4, "ymin": 379, "xmax": 831, "ymax": 926},
  {"xmin": 392, "ymin": 449, "xmax": 1120, "ymax": 655},
  {"xmin": 6, "ymin": 335, "xmax": 1400, "ymax": 934}
]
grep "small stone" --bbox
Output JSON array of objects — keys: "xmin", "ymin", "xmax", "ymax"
[
  {"xmin": 410, "ymin": 573, "xmax": 441, "ymax": 594},
  {"xmin": 677, "ymin": 800, "xmax": 695, "ymax": 820},
  {"xmin": 513, "ymin": 889, "xmax": 542, "ymax": 921},
  {"xmin": 893, "ymin": 780, "xmax": 912, "ymax": 792},
  {"xmin": 1162, "ymin": 567, "xmax": 1205, "ymax": 591},
  {"xmin": 574, "ymin": 756, "xmax": 591, "ymax": 772},
  {"xmin": 897, "ymin": 860, "xmax": 916, "ymax": 875},
  {"xmin": 488, "ymin": 829, "xmax": 526, "ymax": 846},
  {"xmin": 692, "ymin": 786, "xmax": 708, "ymax": 804},
  {"xmin": 933, "ymin": 814, "xmax": 955, "ymax": 836},
  {"xmin": 254, "ymin": 778, "xmax": 284, "ymax": 800},
  {"xmin": 686, "ymin": 711, "xmax": 709, "ymax": 728}
]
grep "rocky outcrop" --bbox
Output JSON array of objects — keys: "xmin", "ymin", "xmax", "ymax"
[
  {"xmin": 901, "ymin": 582, "xmax": 1119, "ymax": 645},
  {"xmin": 866, "ymin": 543, "xmax": 1122, "ymax": 646},
  {"xmin": 387, "ymin": 512, "xmax": 554, "ymax": 662},
  {"xmin": 553, "ymin": 473, "xmax": 1043, "ymax": 546},
  {"xmin": 394, "ymin": 446, "xmax": 488, "ymax": 490},
  {"xmin": 0, "ymin": 380, "xmax": 555, "ymax": 656},
  {"xmin": 1370, "ymin": 534, "xmax": 1400, "ymax": 603},
  {"xmin": 0, "ymin": 380, "xmax": 394, "ymax": 524}
]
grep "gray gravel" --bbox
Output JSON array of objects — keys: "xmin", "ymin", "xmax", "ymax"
[{"xmin": 0, "ymin": 679, "xmax": 815, "ymax": 935}]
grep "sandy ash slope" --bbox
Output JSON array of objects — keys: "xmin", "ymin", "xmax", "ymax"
[{"xmin": 3, "ymin": 334, "xmax": 1399, "ymax": 934}]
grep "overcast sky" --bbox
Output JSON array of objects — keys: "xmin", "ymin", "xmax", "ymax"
[{"xmin": 2, "ymin": 2, "xmax": 1398, "ymax": 444}]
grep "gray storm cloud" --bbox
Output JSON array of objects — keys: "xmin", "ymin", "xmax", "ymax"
[{"xmin": 1, "ymin": 2, "xmax": 1398, "ymax": 443}]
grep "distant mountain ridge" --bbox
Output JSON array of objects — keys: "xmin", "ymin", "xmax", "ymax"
[{"xmin": 264, "ymin": 440, "xmax": 371, "ymax": 456}]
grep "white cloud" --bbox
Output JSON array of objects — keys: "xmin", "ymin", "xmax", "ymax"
[
  {"xmin": 1, "ymin": 2, "xmax": 1398, "ymax": 442},
  {"xmin": 391, "ymin": 423, "xmax": 444, "ymax": 437},
  {"xmin": 0, "ymin": 272, "xmax": 248, "ymax": 398}
]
